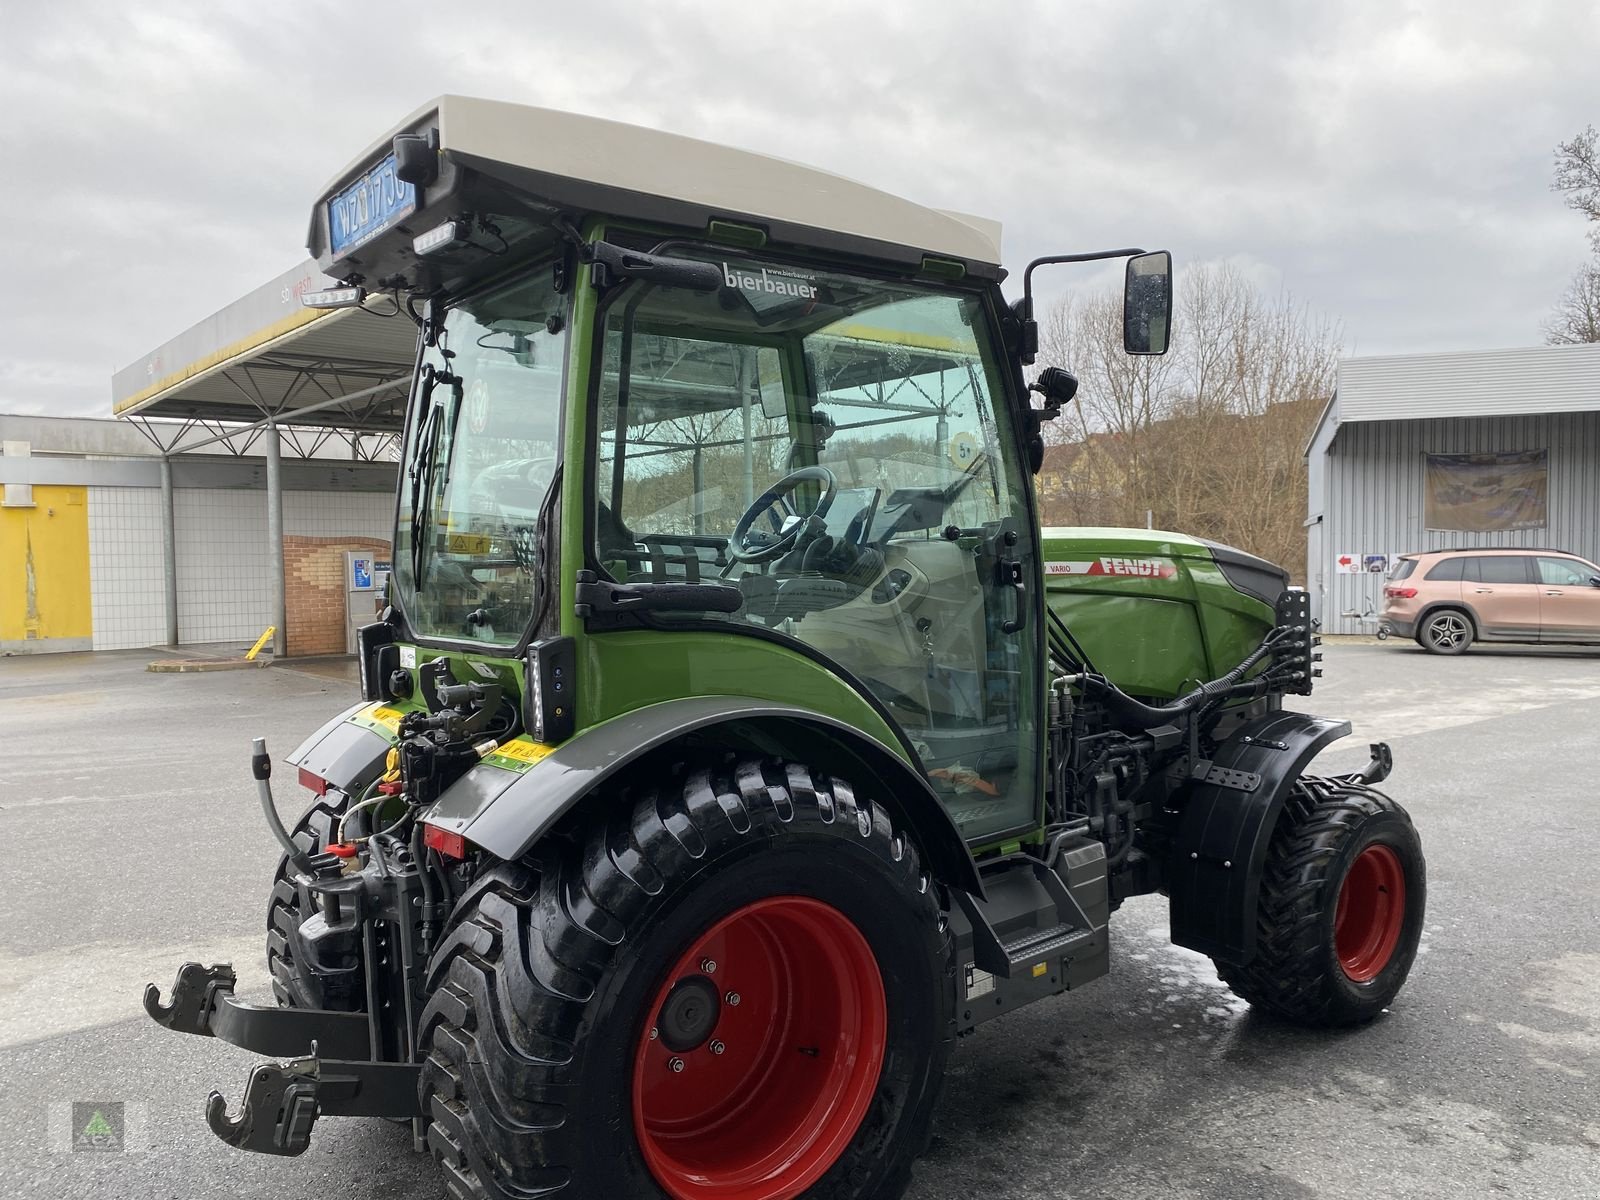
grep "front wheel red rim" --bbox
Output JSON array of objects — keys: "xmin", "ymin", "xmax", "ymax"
[
  {"xmin": 1334, "ymin": 844, "xmax": 1407, "ymax": 982},
  {"xmin": 632, "ymin": 896, "xmax": 887, "ymax": 1200}
]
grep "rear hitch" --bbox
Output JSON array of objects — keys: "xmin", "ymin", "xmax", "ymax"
[
  {"xmin": 205, "ymin": 1044, "xmax": 424, "ymax": 1155},
  {"xmin": 142, "ymin": 961, "xmax": 236, "ymax": 1037},
  {"xmin": 144, "ymin": 961, "xmax": 422, "ymax": 1154},
  {"xmin": 207, "ymin": 1053, "xmax": 321, "ymax": 1156}
]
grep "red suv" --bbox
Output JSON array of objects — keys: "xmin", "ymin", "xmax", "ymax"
[{"xmin": 1381, "ymin": 548, "xmax": 1600, "ymax": 654}]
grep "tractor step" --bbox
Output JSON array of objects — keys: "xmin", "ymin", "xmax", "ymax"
[{"xmin": 1001, "ymin": 922, "xmax": 1098, "ymax": 971}]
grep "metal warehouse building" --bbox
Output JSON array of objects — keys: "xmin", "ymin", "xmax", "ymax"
[{"xmin": 1306, "ymin": 342, "xmax": 1600, "ymax": 635}]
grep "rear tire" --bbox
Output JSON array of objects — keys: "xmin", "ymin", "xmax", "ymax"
[
  {"xmin": 418, "ymin": 757, "xmax": 952, "ymax": 1200},
  {"xmin": 1216, "ymin": 776, "xmax": 1425, "ymax": 1026},
  {"xmin": 1418, "ymin": 608, "xmax": 1472, "ymax": 655}
]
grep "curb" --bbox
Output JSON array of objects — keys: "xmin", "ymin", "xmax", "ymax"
[{"xmin": 146, "ymin": 658, "xmax": 273, "ymax": 673}]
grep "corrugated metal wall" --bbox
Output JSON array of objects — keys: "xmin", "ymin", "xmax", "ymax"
[
  {"xmin": 1313, "ymin": 411, "xmax": 1600, "ymax": 634},
  {"xmin": 1338, "ymin": 343, "xmax": 1600, "ymax": 422}
]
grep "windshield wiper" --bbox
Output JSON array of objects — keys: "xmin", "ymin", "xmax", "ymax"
[{"xmin": 408, "ymin": 366, "xmax": 443, "ymax": 590}]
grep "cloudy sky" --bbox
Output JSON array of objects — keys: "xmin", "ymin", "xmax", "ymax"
[{"xmin": 4, "ymin": 0, "xmax": 1596, "ymax": 419}]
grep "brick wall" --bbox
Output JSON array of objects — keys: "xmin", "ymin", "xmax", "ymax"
[{"xmin": 284, "ymin": 535, "xmax": 391, "ymax": 656}]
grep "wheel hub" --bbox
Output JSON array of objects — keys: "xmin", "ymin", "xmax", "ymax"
[
  {"xmin": 1335, "ymin": 843, "xmax": 1407, "ymax": 982},
  {"xmin": 656, "ymin": 976, "xmax": 720, "ymax": 1053},
  {"xmin": 632, "ymin": 895, "xmax": 887, "ymax": 1200}
]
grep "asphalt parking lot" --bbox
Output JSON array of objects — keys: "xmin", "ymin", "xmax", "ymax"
[{"xmin": 1, "ymin": 640, "xmax": 1597, "ymax": 1199}]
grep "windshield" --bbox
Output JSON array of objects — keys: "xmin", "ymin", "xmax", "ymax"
[{"xmin": 393, "ymin": 267, "xmax": 566, "ymax": 645}]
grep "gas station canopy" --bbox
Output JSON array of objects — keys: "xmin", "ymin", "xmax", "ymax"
[{"xmin": 112, "ymin": 261, "xmax": 416, "ymax": 456}]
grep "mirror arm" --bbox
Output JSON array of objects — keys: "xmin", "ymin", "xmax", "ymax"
[
  {"xmin": 583, "ymin": 240, "xmax": 724, "ymax": 293},
  {"xmin": 1017, "ymin": 248, "xmax": 1147, "ymax": 365}
]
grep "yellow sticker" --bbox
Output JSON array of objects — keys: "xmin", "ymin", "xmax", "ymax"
[
  {"xmin": 447, "ymin": 532, "xmax": 491, "ymax": 555},
  {"xmin": 1031, "ymin": 961, "xmax": 1048, "ymax": 979},
  {"xmin": 491, "ymin": 738, "xmax": 555, "ymax": 766},
  {"xmin": 369, "ymin": 706, "xmax": 404, "ymax": 732}
]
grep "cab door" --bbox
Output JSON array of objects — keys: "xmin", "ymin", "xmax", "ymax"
[
  {"xmin": 1463, "ymin": 555, "xmax": 1540, "ymax": 639},
  {"xmin": 1536, "ymin": 555, "xmax": 1600, "ymax": 644}
]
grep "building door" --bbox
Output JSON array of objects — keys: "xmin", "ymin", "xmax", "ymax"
[{"xmin": 0, "ymin": 485, "xmax": 91, "ymax": 652}]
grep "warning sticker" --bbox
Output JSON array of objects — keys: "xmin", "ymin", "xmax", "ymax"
[
  {"xmin": 1044, "ymin": 557, "xmax": 1178, "ymax": 580},
  {"xmin": 487, "ymin": 738, "xmax": 556, "ymax": 771},
  {"xmin": 368, "ymin": 706, "xmax": 404, "ymax": 732},
  {"xmin": 446, "ymin": 531, "xmax": 491, "ymax": 555},
  {"xmin": 466, "ymin": 379, "xmax": 490, "ymax": 435},
  {"xmin": 965, "ymin": 964, "xmax": 995, "ymax": 1000}
]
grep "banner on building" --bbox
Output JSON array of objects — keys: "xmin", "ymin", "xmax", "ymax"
[{"xmin": 1423, "ymin": 450, "xmax": 1547, "ymax": 533}]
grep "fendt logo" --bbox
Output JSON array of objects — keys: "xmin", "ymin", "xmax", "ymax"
[{"xmin": 1044, "ymin": 558, "xmax": 1178, "ymax": 580}]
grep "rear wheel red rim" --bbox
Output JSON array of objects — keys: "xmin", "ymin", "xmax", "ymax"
[
  {"xmin": 632, "ymin": 895, "xmax": 887, "ymax": 1200},
  {"xmin": 1334, "ymin": 844, "xmax": 1406, "ymax": 982}
]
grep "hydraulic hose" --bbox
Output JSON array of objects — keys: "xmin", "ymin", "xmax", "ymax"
[
  {"xmin": 250, "ymin": 738, "xmax": 315, "ymax": 877},
  {"xmin": 1081, "ymin": 627, "xmax": 1293, "ymax": 729}
]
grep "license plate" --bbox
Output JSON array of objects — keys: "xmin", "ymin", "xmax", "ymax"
[{"xmin": 327, "ymin": 153, "xmax": 417, "ymax": 258}]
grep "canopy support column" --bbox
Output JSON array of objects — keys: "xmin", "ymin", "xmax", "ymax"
[
  {"xmin": 160, "ymin": 456, "xmax": 178, "ymax": 647},
  {"xmin": 265, "ymin": 423, "xmax": 287, "ymax": 658}
]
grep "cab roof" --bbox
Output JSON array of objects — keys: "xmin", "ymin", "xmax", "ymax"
[{"xmin": 310, "ymin": 96, "xmax": 1003, "ymax": 278}]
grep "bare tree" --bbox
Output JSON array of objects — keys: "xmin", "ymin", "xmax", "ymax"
[
  {"xmin": 1544, "ymin": 262, "xmax": 1600, "ymax": 345},
  {"xmin": 1034, "ymin": 264, "xmax": 1341, "ymax": 579},
  {"xmin": 1553, "ymin": 125, "xmax": 1600, "ymax": 246}
]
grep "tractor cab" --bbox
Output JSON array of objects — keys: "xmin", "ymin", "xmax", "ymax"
[{"xmin": 303, "ymin": 96, "xmax": 1144, "ymax": 847}]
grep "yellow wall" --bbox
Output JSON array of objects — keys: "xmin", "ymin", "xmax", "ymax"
[{"xmin": 0, "ymin": 485, "xmax": 91, "ymax": 644}]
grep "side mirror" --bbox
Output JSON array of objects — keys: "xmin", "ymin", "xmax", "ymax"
[
  {"xmin": 1123, "ymin": 251, "xmax": 1172, "ymax": 355},
  {"xmin": 1589, "ymin": 575, "xmax": 1600, "ymax": 587}
]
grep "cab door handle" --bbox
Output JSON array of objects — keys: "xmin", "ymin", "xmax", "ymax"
[
  {"xmin": 1473, "ymin": 588, "xmax": 1494, "ymax": 594},
  {"xmin": 1545, "ymin": 589, "xmax": 1564, "ymax": 596},
  {"xmin": 998, "ymin": 559, "xmax": 1027, "ymax": 634}
]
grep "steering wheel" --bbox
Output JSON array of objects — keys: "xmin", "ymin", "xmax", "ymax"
[{"xmin": 728, "ymin": 466, "xmax": 837, "ymax": 564}]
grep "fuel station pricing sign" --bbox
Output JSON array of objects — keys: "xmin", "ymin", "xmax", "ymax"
[{"xmin": 328, "ymin": 153, "xmax": 417, "ymax": 258}]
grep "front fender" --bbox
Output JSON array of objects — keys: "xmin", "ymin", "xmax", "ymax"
[
  {"xmin": 422, "ymin": 696, "xmax": 984, "ymax": 897},
  {"xmin": 282, "ymin": 701, "xmax": 392, "ymax": 794},
  {"xmin": 1168, "ymin": 709, "xmax": 1353, "ymax": 965}
]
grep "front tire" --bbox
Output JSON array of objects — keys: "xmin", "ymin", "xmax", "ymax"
[
  {"xmin": 1216, "ymin": 777, "xmax": 1425, "ymax": 1026},
  {"xmin": 419, "ymin": 757, "xmax": 952, "ymax": 1200}
]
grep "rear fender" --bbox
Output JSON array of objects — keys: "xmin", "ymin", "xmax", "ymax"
[
  {"xmin": 422, "ymin": 696, "xmax": 984, "ymax": 897},
  {"xmin": 1168, "ymin": 710, "xmax": 1353, "ymax": 964}
]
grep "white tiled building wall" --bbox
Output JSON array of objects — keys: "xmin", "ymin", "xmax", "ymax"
[
  {"xmin": 87, "ymin": 486, "xmax": 395, "ymax": 650},
  {"xmin": 174, "ymin": 489, "xmax": 272, "ymax": 643},
  {"xmin": 284, "ymin": 491, "xmax": 393, "ymax": 540},
  {"xmin": 88, "ymin": 487, "xmax": 167, "ymax": 650}
]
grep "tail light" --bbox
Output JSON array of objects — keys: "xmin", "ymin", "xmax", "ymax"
[
  {"xmin": 423, "ymin": 823, "xmax": 471, "ymax": 861},
  {"xmin": 297, "ymin": 767, "xmax": 329, "ymax": 796},
  {"xmin": 1383, "ymin": 586, "xmax": 1418, "ymax": 599}
]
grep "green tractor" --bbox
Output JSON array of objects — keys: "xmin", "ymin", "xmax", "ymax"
[{"xmin": 145, "ymin": 97, "xmax": 1425, "ymax": 1200}]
